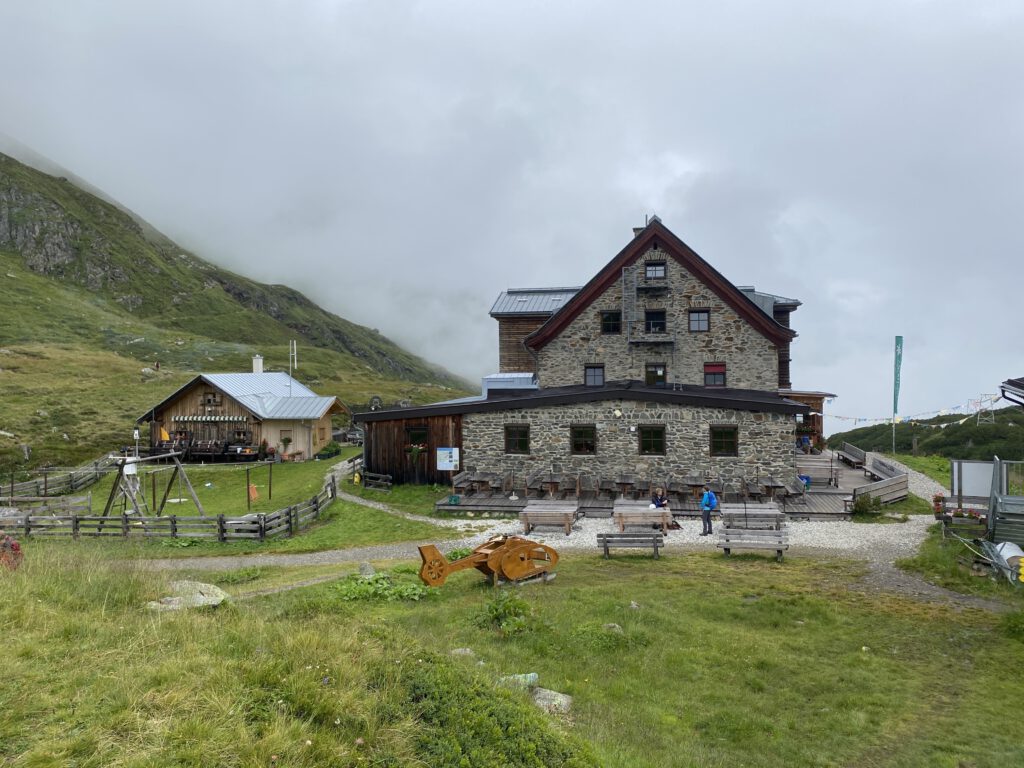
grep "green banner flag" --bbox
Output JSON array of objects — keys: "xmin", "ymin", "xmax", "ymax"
[{"xmin": 893, "ymin": 335, "xmax": 903, "ymax": 415}]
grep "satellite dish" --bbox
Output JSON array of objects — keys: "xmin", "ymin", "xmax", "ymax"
[{"xmin": 369, "ymin": 395, "xmax": 384, "ymax": 411}]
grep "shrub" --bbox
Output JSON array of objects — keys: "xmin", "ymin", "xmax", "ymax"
[
  {"xmin": 851, "ymin": 494, "xmax": 883, "ymax": 516},
  {"xmin": 477, "ymin": 590, "xmax": 532, "ymax": 636},
  {"xmin": 334, "ymin": 572, "xmax": 430, "ymax": 602},
  {"xmin": 1001, "ymin": 610, "xmax": 1024, "ymax": 643},
  {"xmin": 445, "ymin": 546, "xmax": 474, "ymax": 561},
  {"xmin": 315, "ymin": 441, "xmax": 342, "ymax": 459}
]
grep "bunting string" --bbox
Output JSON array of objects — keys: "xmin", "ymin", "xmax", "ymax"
[{"xmin": 811, "ymin": 394, "xmax": 1006, "ymax": 426}]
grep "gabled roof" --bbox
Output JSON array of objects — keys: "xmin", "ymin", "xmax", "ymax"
[
  {"xmin": 490, "ymin": 287, "xmax": 583, "ymax": 317},
  {"xmin": 525, "ymin": 219, "xmax": 797, "ymax": 350},
  {"xmin": 137, "ymin": 372, "xmax": 342, "ymax": 423},
  {"xmin": 1001, "ymin": 377, "xmax": 1024, "ymax": 407},
  {"xmin": 354, "ymin": 380, "xmax": 808, "ymax": 422}
]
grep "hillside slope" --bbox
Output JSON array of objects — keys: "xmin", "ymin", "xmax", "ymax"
[
  {"xmin": 826, "ymin": 406, "xmax": 1024, "ymax": 460},
  {"xmin": 0, "ymin": 152, "xmax": 472, "ymax": 466}
]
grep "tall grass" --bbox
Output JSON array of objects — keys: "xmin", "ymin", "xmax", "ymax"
[{"xmin": 1, "ymin": 547, "xmax": 593, "ymax": 766}]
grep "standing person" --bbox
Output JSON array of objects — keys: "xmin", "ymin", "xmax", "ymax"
[
  {"xmin": 700, "ymin": 484, "xmax": 717, "ymax": 536},
  {"xmin": 650, "ymin": 486, "xmax": 670, "ymax": 510}
]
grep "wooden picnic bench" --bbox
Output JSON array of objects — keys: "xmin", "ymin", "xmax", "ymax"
[
  {"xmin": 716, "ymin": 506, "xmax": 788, "ymax": 561},
  {"xmin": 597, "ymin": 532, "xmax": 665, "ymax": 559},
  {"xmin": 836, "ymin": 442, "xmax": 866, "ymax": 469},
  {"xmin": 864, "ymin": 458, "xmax": 901, "ymax": 481},
  {"xmin": 612, "ymin": 498, "xmax": 671, "ymax": 532},
  {"xmin": 843, "ymin": 474, "xmax": 909, "ymax": 511},
  {"xmin": 519, "ymin": 501, "xmax": 579, "ymax": 535}
]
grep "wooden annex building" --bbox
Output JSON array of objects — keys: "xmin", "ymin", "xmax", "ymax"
[
  {"xmin": 355, "ymin": 217, "xmax": 831, "ymax": 487},
  {"xmin": 137, "ymin": 356, "xmax": 344, "ymax": 462}
]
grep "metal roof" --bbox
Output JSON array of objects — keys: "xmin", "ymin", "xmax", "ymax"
[
  {"xmin": 737, "ymin": 287, "xmax": 802, "ymax": 317},
  {"xmin": 137, "ymin": 372, "xmax": 340, "ymax": 423},
  {"xmin": 489, "ymin": 287, "xmax": 582, "ymax": 316}
]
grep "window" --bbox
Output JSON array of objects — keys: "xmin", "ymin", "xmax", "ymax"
[
  {"xmin": 571, "ymin": 425, "xmax": 597, "ymax": 455},
  {"xmin": 689, "ymin": 310, "xmax": 710, "ymax": 332},
  {"xmin": 600, "ymin": 310, "xmax": 622, "ymax": 334},
  {"xmin": 234, "ymin": 430, "xmax": 250, "ymax": 442},
  {"xmin": 704, "ymin": 362, "xmax": 726, "ymax": 387},
  {"xmin": 279, "ymin": 429, "xmax": 292, "ymax": 442},
  {"xmin": 710, "ymin": 425, "xmax": 739, "ymax": 457},
  {"xmin": 585, "ymin": 365, "xmax": 605, "ymax": 386},
  {"xmin": 407, "ymin": 426, "xmax": 428, "ymax": 445},
  {"xmin": 202, "ymin": 391, "xmax": 221, "ymax": 406},
  {"xmin": 645, "ymin": 261, "xmax": 666, "ymax": 279},
  {"xmin": 318, "ymin": 427, "xmax": 327, "ymax": 442},
  {"xmin": 504, "ymin": 424, "xmax": 530, "ymax": 454},
  {"xmin": 645, "ymin": 363, "xmax": 667, "ymax": 388},
  {"xmin": 639, "ymin": 425, "xmax": 666, "ymax": 455},
  {"xmin": 645, "ymin": 310, "xmax": 666, "ymax": 334}
]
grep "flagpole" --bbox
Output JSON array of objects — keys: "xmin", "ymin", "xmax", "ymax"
[{"xmin": 892, "ymin": 336, "xmax": 903, "ymax": 455}]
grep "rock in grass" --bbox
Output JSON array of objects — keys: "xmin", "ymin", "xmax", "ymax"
[
  {"xmin": 603, "ymin": 623, "xmax": 624, "ymax": 634},
  {"xmin": 358, "ymin": 562, "xmax": 376, "ymax": 577},
  {"xmin": 532, "ymin": 687, "xmax": 573, "ymax": 714},
  {"xmin": 147, "ymin": 580, "xmax": 230, "ymax": 611},
  {"xmin": 450, "ymin": 647, "xmax": 476, "ymax": 657}
]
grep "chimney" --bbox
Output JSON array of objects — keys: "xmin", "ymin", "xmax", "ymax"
[{"xmin": 252, "ymin": 354, "xmax": 263, "ymax": 374}]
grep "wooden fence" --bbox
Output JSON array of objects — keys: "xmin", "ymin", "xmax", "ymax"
[
  {"xmin": 3, "ymin": 456, "xmax": 118, "ymax": 497},
  {"xmin": 0, "ymin": 478, "xmax": 338, "ymax": 542}
]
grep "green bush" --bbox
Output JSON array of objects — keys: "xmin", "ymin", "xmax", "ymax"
[
  {"xmin": 445, "ymin": 546, "xmax": 474, "ymax": 561},
  {"xmin": 477, "ymin": 590, "xmax": 532, "ymax": 636},
  {"xmin": 315, "ymin": 441, "xmax": 342, "ymax": 459},
  {"xmin": 334, "ymin": 572, "xmax": 431, "ymax": 602},
  {"xmin": 851, "ymin": 494, "xmax": 883, "ymax": 516},
  {"xmin": 1000, "ymin": 610, "xmax": 1024, "ymax": 643}
]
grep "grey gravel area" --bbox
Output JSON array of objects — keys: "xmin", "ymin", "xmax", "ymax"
[{"xmin": 865, "ymin": 451, "xmax": 948, "ymax": 498}]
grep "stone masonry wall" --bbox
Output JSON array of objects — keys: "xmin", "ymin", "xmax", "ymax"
[
  {"xmin": 463, "ymin": 399, "xmax": 797, "ymax": 483},
  {"xmin": 536, "ymin": 245, "xmax": 779, "ymax": 389}
]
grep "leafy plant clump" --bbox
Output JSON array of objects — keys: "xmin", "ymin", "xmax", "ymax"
[
  {"xmin": 335, "ymin": 572, "xmax": 431, "ymax": 602},
  {"xmin": 851, "ymin": 493, "xmax": 883, "ymax": 516},
  {"xmin": 477, "ymin": 589, "xmax": 533, "ymax": 636},
  {"xmin": 372, "ymin": 650, "xmax": 599, "ymax": 768},
  {"xmin": 445, "ymin": 546, "xmax": 474, "ymax": 561},
  {"xmin": 1001, "ymin": 610, "xmax": 1024, "ymax": 643}
]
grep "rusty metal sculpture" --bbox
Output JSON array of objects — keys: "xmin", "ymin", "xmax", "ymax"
[{"xmin": 418, "ymin": 535, "xmax": 559, "ymax": 587}]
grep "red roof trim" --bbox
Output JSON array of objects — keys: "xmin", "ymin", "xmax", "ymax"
[{"xmin": 525, "ymin": 220, "xmax": 796, "ymax": 350}]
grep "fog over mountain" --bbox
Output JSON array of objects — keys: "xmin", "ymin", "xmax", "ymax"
[{"xmin": 2, "ymin": 0, "xmax": 1021, "ymax": 434}]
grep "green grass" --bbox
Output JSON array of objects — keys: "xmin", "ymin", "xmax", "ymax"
[
  {"xmin": 1, "ymin": 547, "xmax": 594, "ymax": 767},
  {"xmin": 7, "ymin": 546, "xmax": 1023, "ymax": 767},
  {"xmin": 890, "ymin": 454, "xmax": 950, "ymax": 487},
  {"xmin": 898, "ymin": 524, "xmax": 1024, "ymax": 603},
  {"xmin": 343, "ymin": 477, "xmax": 452, "ymax": 516},
  {"xmin": 87, "ymin": 460, "xmax": 336, "ymax": 518}
]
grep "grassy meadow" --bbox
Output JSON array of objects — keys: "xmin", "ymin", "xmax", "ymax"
[{"xmin": 3, "ymin": 544, "xmax": 1023, "ymax": 767}]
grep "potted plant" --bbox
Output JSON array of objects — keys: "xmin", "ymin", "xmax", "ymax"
[
  {"xmin": 932, "ymin": 493, "xmax": 945, "ymax": 518},
  {"xmin": 280, "ymin": 436, "xmax": 292, "ymax": 458}
]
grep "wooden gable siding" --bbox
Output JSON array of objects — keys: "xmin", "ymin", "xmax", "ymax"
[
  {"xmin": 498, "ymin": 317, "xmax": 545, "ymax": 373},
  {"xmin": 364, "ymin": 414, "xmax": 463, "ymax": 485},
  {"xmin": 150, "ymin": 380, "xmax": 262, "ymax": 446}
]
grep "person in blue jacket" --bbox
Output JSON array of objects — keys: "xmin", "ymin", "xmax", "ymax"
[
  {"xmin": 650, "ymin": 486, "xmax": 670, "ymax": 510},
  {"xmin": 700, "ymin": 484, "xmax": 717, "ymax": 536}
]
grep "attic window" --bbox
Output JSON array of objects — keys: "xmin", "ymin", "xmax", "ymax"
[{"xmin": 645, "ymin": 261, "xmax": 666, "ymax": 279}]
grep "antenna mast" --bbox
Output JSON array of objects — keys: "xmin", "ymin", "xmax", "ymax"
[{"xmin": 288, "ymin": 340, "xmax": 298, "ymax": 397}]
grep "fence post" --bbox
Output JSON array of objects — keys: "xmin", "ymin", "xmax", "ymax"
[
  {"xmin": 121, "ymin": 513, "xmax": 129, "ymax": 538},
  {"xmin": 170, "ymin": 515, "xmax": 178, "ymax": 538},
  {"xmin": 23, "ymin": 513, "xmax": 31, "ymax": 538},
  {"xmin": 72, "ymin": 514, "xmax": 80, "ymax": 540},
  {"xmin": 258, "ymin": 513, "xmax": 266, "ymax": 542},
  {"xmin": 288, "ymin": 506, "xmax": 296, "ymax": 537},
  {"xmin": 217, "ymin": 514, "xmax": 226, "ymax": 542},
  {"xmin": 312, "ymin": 494, "xmax": 320, "ymax": 522}
]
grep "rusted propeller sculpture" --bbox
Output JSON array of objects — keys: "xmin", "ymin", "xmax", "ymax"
[{"xmin": 418, "ymin": 535, "xmax": 559, "ymax": 587}]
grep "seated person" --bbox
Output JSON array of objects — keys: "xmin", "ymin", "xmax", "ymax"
[{"xmin": 650, "ymin": 486, "xmax": 670, "ymax": 510}]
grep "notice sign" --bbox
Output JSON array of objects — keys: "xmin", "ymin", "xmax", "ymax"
[{"xmin": 436, "ymin": 447, "xmax": 460, "ymax": 471}]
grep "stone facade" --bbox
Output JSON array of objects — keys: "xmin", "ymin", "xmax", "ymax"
[
  {"xmin": 535, "ymin": 245, "xmax": 779, "ymax": 390},
  {"xmin": 463, "ymin": 398, "xmax": 797, "ymax": 482}
]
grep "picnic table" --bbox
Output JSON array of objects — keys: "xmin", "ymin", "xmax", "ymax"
[
  {"xmin": 615, "ymin": 474, "xmax": 637, "ymax": 499},
  {"xmin": 758, "ymin": 476, "xmax": 786, "ymax": 501}
]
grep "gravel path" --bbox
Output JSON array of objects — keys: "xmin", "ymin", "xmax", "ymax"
[{"xmin": 137, "ymin": 464, "xmax": 1007, "ymax": 612}]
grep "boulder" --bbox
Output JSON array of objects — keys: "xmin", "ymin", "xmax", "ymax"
[
  {"xmin": 147, "ymin": 580, "xmax": 230, "ymax": 612},
  {"xmin": 532, "ymin": 687, "xmax": 572, "ymax": 714}
]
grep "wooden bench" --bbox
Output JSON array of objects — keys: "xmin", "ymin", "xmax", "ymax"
[
  {"xmin": 781, "ymin": 476, "xmax": 808, "ymax": 506},
  {"xmin": 836, "ymin": 442, "xmax": 866, "ymax": 468},
  {"xmin": 795, "ymin": 464, "xmax": 837, "ymax": 488},
  {"xmin": 864, "ymin": 458, "xmax": 901, "ymax": 481},
  {"xmin": 520, "ymin": 502, "xmax": 578, "ymax": 535},
  {"xmin": 597, "ymin": 532, "xmax": 665, "ymax": 559},
  {"xmin": 717, "ymin": 506, "xmax": 788, "ymax": 561},
  {"xmin": 612, "ymin": 499, "xmax": 671, "ymax": 532},
  {"xmin": 717, "ymin": 528, "xmax": 789, "ymax": 562},
  {"xmin": 842, "ymin": 474, "xmax": 909, "ymax": 511},
  {"xmin": 451, "ymin": 470, "xmax": 474, "ymax": 494}
]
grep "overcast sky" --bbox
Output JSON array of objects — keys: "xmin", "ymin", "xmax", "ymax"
[{"xmin": 1, "ymin": 0, "xmax": 1021, "ymax": 434}]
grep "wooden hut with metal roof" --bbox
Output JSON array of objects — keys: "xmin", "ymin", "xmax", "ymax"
[{"xmin": 137, "ymin": 356, "xmax": 345, "ymax": 461}]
